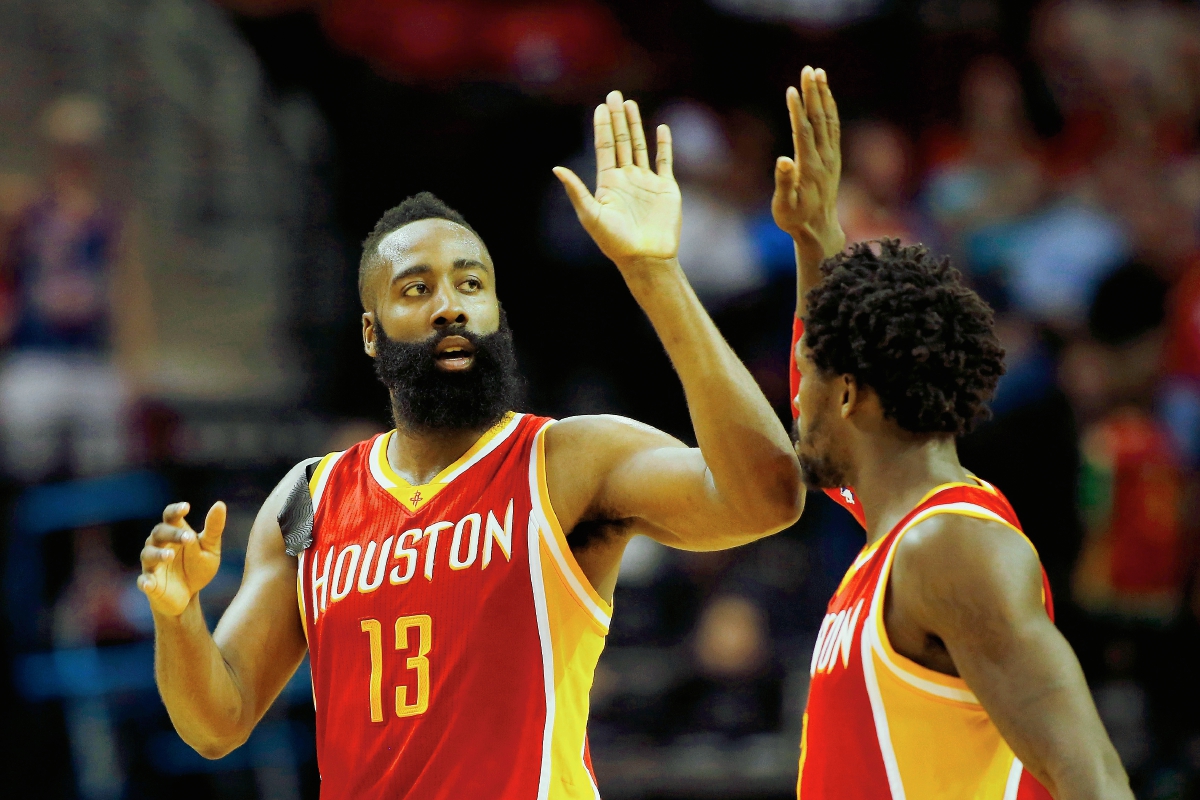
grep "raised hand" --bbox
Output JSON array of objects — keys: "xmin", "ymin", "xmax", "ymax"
[
  {"xmin": 773, "ymin": 66, "xmax": 845, "ymax": 264},
  {"xmin": 553, "ymin": 91, "xmax": 681, "ymax": 273},
  {"xmin": 138, "ymin": 501, "xmax": 226, "ymax": 617}
]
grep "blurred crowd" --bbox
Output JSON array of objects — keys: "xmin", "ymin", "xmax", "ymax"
[{"xmin": 3, "ymin": 1, "xmax": 1200, "ymax": 799}]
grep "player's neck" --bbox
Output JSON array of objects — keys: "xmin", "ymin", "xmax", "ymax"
[
  {"xmin": 386, "ymin": 421, "xmax": 496, "ymax": 486},
  {"xmin": 850, "ymin": 433, "xmax": 971, "ymax": 545}
]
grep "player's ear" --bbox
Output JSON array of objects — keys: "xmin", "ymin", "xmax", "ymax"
[
  {"xmin": 839, "ymin": 374, "xmax": 858, "ymax": 419},
  {"xmin": 363, "ymin": 311, "xmax": 377, "ymax": 358}
]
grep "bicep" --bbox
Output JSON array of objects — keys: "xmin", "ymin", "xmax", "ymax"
[
  {"xmin": 903, "ymin": 521, "xmax": 1115, "ymax": 789},
  {"xmin": 211, "ymin": 477, "xmax": 308, "ymax": 726},
  {"xmin": 603, "ymin": 444, "xmax": 743, "ymax": 549}
]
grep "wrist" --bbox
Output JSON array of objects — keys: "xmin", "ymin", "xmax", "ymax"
[
  {"xmin": 152, "ymin": 592, "xmax": 203, "ymax": 626},
  {"xmin": 613, "ymin": 255, "xmax": 684, "ymax": 286},
  {"xmin": 793, "ymin": 223, "xmax": 845, "ymax": 262}
]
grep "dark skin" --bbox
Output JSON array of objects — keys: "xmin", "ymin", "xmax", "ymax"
[
  {"xmin": 137, "ymin": 91, "xmax": 804, "ymax": 758},
  {"xmin": 778, "ymin": 67, "xmax": 1132, "ymax": 799}
]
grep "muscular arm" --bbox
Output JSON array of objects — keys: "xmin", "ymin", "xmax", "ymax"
[
  {"xmin": 550, "ymin": 91, "xmax": 804, "ymax": 573},
  {"xmin": 145, "ymin": 463, "xmax": 309, "ymax": 758},
  {"xmin": 891, "ymin": 516, "xmax": 1132, "ymax": 800}
]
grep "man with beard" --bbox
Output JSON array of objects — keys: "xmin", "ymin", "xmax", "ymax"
[
  {"xmin": 777, "ymin": 67, "xmax": 1131, "ymax": 799},
  {"xmin": 136, "ymin": 92, "xmax": 804, "ymax": 799}
]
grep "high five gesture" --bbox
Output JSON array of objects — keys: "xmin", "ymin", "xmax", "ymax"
[
  {"xmin": 553, "ymin": 91, "xmax": 682, "ymax": 273},
  {"xmin": 773, "ymin": 66, "xmax": 847, "ymax": 312}
]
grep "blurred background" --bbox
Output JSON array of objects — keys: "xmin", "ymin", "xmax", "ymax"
[{"xmin": 1, "ymin": 0, "xmax": 1198, "ymax": 797}]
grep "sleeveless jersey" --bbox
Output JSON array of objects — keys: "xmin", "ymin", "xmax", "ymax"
[
  {"xmin": 797, "ymin": 480, "xmax": 1055, "ymax": 799},
  {"xmin": 296, "ymin": 412, "xmax": 612, "ymax": 799}
]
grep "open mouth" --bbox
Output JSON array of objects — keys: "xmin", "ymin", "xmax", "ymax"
[{"xmin": 433, "ymin": 335, "xmax": 477, "ymax": 372}]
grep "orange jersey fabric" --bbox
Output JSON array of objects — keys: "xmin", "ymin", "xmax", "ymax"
[
  {"xmin": 797, "ymin": 480, "xmax": 1054, "ymax": 799},
  {"xmin": 297, "ymin": 412, "xmax": 611, "ymax": 799}
]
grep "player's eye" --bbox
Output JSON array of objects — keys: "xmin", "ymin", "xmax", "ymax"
[
  {"xmin": 459, "ymin": 277, "xmax": 482, "ymax": 293},
  {"xmin": 403, "ymin": 283, "xmax": 429, "ymax": 297}
]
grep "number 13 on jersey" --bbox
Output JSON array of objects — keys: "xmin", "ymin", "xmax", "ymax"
[{"xmin": 360, "ymin": 615, "xmax": 432, "ymax": 722}]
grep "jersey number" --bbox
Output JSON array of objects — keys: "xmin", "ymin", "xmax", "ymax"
[{"xmin": 360, "ymin": 615, "xmax": 432, "ymax": 722}]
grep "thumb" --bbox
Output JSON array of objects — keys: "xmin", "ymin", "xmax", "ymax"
[
  {"xmin": 552, "ymin": 167, "xmax": 600, "ymax": 223},
  {"xmin": 773, "ymin": 156, "xmax": 798, "ymax": 202},
  {"xmin": 200, "ymin": 501, "xmax": 226, "ymax": 553}
]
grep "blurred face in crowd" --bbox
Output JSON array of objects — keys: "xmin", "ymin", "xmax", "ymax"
[
  {"xmin": 362, "ymin": 219, "xmax": 521, "ymax": 430},
  {"xmin": 846, "ymin": 121, "xmax": 910, "ymax": 205},
  {"xmin": 792, "ymin": 336, "xmax": 855, "ymax": 490}
]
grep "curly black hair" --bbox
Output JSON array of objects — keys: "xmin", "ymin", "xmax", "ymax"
[
  {"xmin": 359, "ymin": 192, "xmax": 483, "ymax": 307},
  {"xmin": 803, "ymin": 240, "xmax": 1005, "ymax": 435}
]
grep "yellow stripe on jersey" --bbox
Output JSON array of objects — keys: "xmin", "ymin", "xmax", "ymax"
[
  {"xmin": 373, "ymin": 412, "xmax": 519, "ymax": 513},
  {"xmin": 531, "ymin": 422, "xmax": 612, "ymax": 633},
  {"xmin": 860, "ymin": 501, "xmax": 1043, "ymax": 799}
]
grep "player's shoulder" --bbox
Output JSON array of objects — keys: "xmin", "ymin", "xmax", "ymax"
[
  {"xmin": 895, "ymin": 511, "xmax": 1041, "ymax": 591},
  {"xmin": 547, "ymin": 414, "xmax": 683, "ymax": 455}
]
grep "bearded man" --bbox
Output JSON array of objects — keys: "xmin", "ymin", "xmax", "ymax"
[{"xmin": 136, "ymin": 91, "xmax": 804, "ymax": 799}]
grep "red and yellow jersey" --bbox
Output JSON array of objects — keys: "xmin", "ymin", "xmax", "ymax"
[
  {"xmin": 296, "ymin": 412, "xmax": 612, "ymax": 800},
  {"xmin": 797, "ymin": 480, "xmax": 1055, "ymax": 800},
  {"xmin": 790, "ymin": 315, "xmax": 867, "ymax": 527}
]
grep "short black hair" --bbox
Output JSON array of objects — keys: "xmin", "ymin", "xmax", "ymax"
[
  {"xmin": 803, "ymin": 240, "xmax": 1005, "ymax": 436},
  {"xmin": 358, "ymin": 192, "xmax": 483, "ymax": 307}
]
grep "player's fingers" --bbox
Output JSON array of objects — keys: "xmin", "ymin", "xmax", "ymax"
[
  {"xmin": 624, "ymin": 99, "xmax": 651, "ymax": 169},
  {"xmin": 593, "ymin": 104, "xmax": 616, "ymax": 177},
  {"xmin": 801, "ymin": 66, "xmax": 828, "ymax": 151},
  {"xmin": 773, "ymin": 156, "xmax": 798, "ymax": 204},
  {"xmin": 150, "ymin": 523, "xmax": 194, "ymax": 547},
  {"xmin": 786, "ymin": 86, "xmax": 804, "ymax": 160},
  {"xmin": 140, "ymin": 545, "xmax": 175, "ymax": 571},
  {"xmin": 655, "ymin": 124, "xmax": 673, "ymax": 178},
  {"xmin": 200, "ymin": 501, "xmax": 226, "ymax": 552},
  {"xmin": 137, "ymin": 572, "xmax": 163, "ymax": 598},
  {"xmin": 606, "ymin": 91, "xmax": 633, "ymax": 168},
  {"xmin": 816, "ymin": 68, "xmax": 840, "ymax": 157},
  {"xmin": 162, "ymin": 501, "xmax": 190, "ymax": 526},
  {"xmin": 553, "ymin": 167, "xmax": 601, "ymax": 221},
  {"xmin": 793, "ymin": 81, "xmax": 821, "ymax": 171}
]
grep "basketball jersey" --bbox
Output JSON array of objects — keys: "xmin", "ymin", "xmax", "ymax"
[
  {"xmin": 296, "ymin": 412, "xmax": 612, "ymax": 799},
  {"xmin": 797, "ymin": 480, "xmax": 1055, "ymax": 799}
]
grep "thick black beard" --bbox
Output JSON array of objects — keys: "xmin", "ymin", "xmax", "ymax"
[{"xmin": 373, "ymin": 312, "xmax": 523, "ymax": 431}]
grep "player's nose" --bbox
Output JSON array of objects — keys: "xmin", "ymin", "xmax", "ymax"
[{"xmin": 430, "ymin": 288, "xmax": 468, "ymax": 329}]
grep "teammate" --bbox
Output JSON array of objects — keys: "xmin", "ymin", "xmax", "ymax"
[
  {"xmin": 774, "ymin": 67, "xmax": 1132, "ymax": 799},
  {"xmin": 137, "ymin": 91, "xmax": 804, "ymax": 799}
]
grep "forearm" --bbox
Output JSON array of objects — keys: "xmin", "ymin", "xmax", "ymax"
[
  {"xmin": 153, "ymin": 597, "xmax": 249, "ymax": 758},
  {"xmin": 793, "ymin": 229, "xmax": 844, "ymax": 317},
  {"xmin": 622, "ymin": 257, "xmax": 803, "ymax": 530}
]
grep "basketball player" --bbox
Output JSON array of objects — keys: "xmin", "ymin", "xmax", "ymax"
[
  {"xmin": 137, "ymin": 92, "xmax": 805, "ymax": 798},
  {"xmin": 775, "ymin": 67, "xmax": 1132, "ymax": 799}
]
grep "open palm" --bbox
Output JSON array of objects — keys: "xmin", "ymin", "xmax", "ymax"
[
  {"xmin": 554, "ymin": 91, "xmax": 681, "ymax": 269},
  {"xmin": 772, "ymin": 68, "xmax": 844, "ymax": 258}
]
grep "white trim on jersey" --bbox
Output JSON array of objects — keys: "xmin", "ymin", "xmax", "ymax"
[
  {"xmin": 584, "ymin": 738, "xmax": 601, "ymax": 800},
  {"xmin": 441, "ymin": 412, "xmax": 524, "ymax": 483},
  {"xmin": 862, "ymin": 500, "xmax": 1019, "ymax": 706},
  {"xmin": 527, "ymin": 509, "xmax": 556, "ymax": 800},
  {"xmin": 312, "ymin": 450, "xmax": 346, "ymax": 513},
  {"xmin": 1003, "ymin": 756, "xmax": 1025, "ymax": 800},
  {"xmin": 861, "ymin": 625, "xmax": 908, "ymax": 800}
]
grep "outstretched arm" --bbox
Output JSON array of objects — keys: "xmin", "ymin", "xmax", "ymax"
[
  {"xmin": 892, "ymin": 516, "xmax": 1133, "ymax": 800},
  {"xmin": 139, "ymin": 463, "xmax": 309, "ymax": 758},
  {"xmin": 552, "ymin": 93, "xmax": 803, "ymax": 554},
  {"xmin": 774, "ymin": 66, "xmax": 846, "ymax": 319}
]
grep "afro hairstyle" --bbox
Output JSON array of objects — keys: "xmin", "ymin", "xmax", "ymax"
[{"xmin": 802, "ymin": 239, "xmax": 1005, "ymax": 436}]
